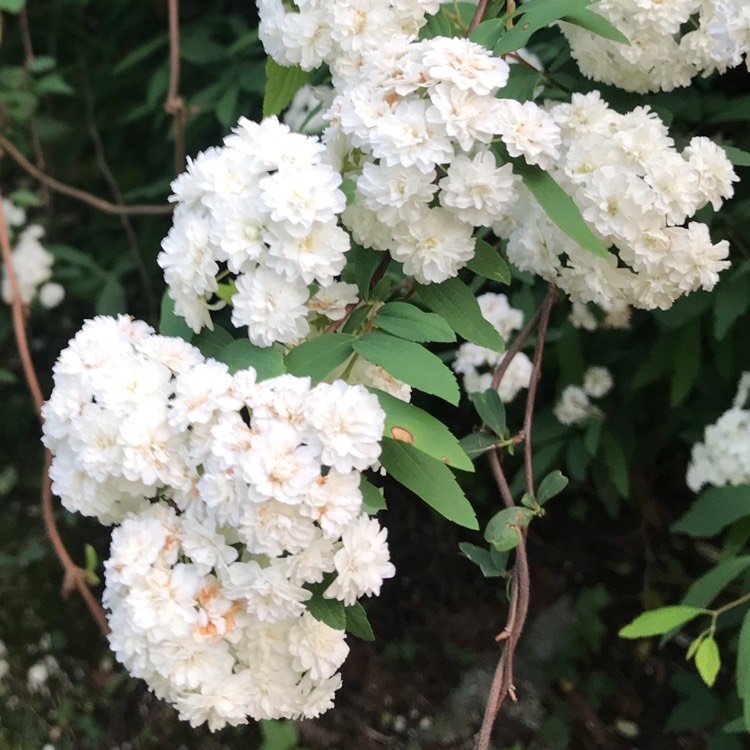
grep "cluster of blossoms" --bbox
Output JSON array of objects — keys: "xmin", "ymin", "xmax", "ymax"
[
  {"xmin": 497, "ymin": 91, "xmax": 738, "ymax": 312},
  {"xmin": 561, "ymin": 0, "xmax": 750, "ymax": 93},
  {"xmin": 569, "ymin": 299, "xmax": 631, "ymax": 332},
  {"xmin": 686, "ymin": 373, "xmax": 750, "ymax": 492},
  {"xmin": 158, "ymin": 116, "xmax": 358, "ymax": 347},
  {"xmin": 327, "ymin": 34, "xmax": 561, "ymax": 284},
  {"xmin": 452, "ymin": 293, "xmax": 532, "ymax": 403},
  {"xmin": 258, "ymin": 0, "xmax": 440, "ymax": 84},
  {"xmin": 1, "ymin": 198, "xmax": 64, "ymax": 310},
  {"xmin": 554, "ymin": 366, "xmax": 614, "ymax": 426},
  {"xmin": 42, "ymin": 315, "xmax": 395, "ymax": 729}
]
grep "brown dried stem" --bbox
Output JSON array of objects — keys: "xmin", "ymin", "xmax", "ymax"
[
  {"xmin": 474, "ymin": 284, "xmax": 557, "ymax": 750},
  {"xmin": 0, "ymin": 134, "xmax": 172, "ymax": 216},
  {"xmin": 165, "ymin": 0, "xmax": 187, "ymax": 174},
  {"xmin": 0, "ymin": 193, "xmax": 110, "ymax": 637},
  {"xmin": 467, "ymin": 0, "xmax": 491, "ymax": 35}
]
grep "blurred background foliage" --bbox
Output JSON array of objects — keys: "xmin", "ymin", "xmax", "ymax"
[{"xmin": 1, "ymin": 2, "xmax": 749, "ymax": 749}]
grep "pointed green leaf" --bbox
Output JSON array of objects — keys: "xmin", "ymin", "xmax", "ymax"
[
  {"xmin": 380, "ymin": 439, "xmax": 478, "ymax": 529},
  {"xmin": 682, "ymin": 557, "xmax": 750, "ymax": 609},
  {"xmin": 459, "ymin": 432, "xmax": 499, "ymax": 460},
  {"xmin": 307, "ymin": 588, "xmax": 346, "ymax": 630},
  {"xmin": 373, "ymin": 302, "xmax": 455, "ymax": 343},
  {"xmin": 467, "ymin": 239, "xmax": 511, "ymax": 284},
  {"xmin": 513, "ymin": 160, "xmax": 611, "ymax": 260},
  {"xmin": 722, "ymin": 145, "xmax": 750, "ymax": 167},
  {"xmin": 193, "ymin": 325, "xmax": 233, "ymax": 359},
  {"xmin": 353, "ymin": 332, "xmax": 459, "ymax": 404},
  {"xmin": 369, "ymin": 388, "xmax": 473, "ymax": 472},
  {"xmin": 459, "ymin": 542, "xmax": 506, "ymax": 577},
  {"xmin": 737, "ymin": 611, "xmax": 750, "ymax": 730},
  {"xmin": 259, "ymin": 720, "xmax": 298, "ymax": 750},
  {"xmin": 560, "ymin": 9, "xmax": 630, "ymax": 44},
  {"xmin": 673, "ymin": 485, "xmax": 750, "ymax": 538},
  {"xmin": 470, "ymin": 388, "xmax": 506, "ymax": 437},
  {"xmin": 345, "ymin": 602, "xmax": 375, "ymax": 641},
  {"xmin": 285, "ymin": 333, "xmax": 356, "ymax": 382},
  {"xmin": 360, "ymin": 477, "xmax": 387, "ymax": 514},
  {"xmin": 0, "ymin": 0, "xmax": 28, "ymax": 14},
  {"xmin": 417, "ymin": 278, "xmax": 505, "ymax": 353},
  {"xmin": 484, "ymin": 507, "xmax": 534, "ymax": 552},
  {"xmin": 159, "ymin": 292, "xmax": 194, "ymax": 342},
  {"xmin": 469, "ymin": 19, "xmax": 506, "ymax": 50},
  {"xmin": 619, "ymin": 606, "xmax": 704, "ymax": 639},
  {"xmin": 262, "ymin": 58, "xmax": 309, "ymax": 117},
  {"xmin": 537, "ymin": 470, "xmax": 569, "ymax": 505},
  {"xmin": 216, "ymin": 339, "xmax": 285, "ymax": 380},
  {"xmin": 694, "ymin": 636, "xmax": 720, "ymax": 687}
]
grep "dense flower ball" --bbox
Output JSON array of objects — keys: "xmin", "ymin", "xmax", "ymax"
[{"xmin": 42, "ymin": 316, "xmax": 395, "ymax": 729}]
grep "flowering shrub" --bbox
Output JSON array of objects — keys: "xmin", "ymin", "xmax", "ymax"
[{"xmin": 2, "ymin": 0, "xmax": 750, "ymax": 746}]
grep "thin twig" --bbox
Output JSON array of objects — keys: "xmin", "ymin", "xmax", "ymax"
[
  {"xmin": 0, "ymin": 134, "xmax": 173, "ymax": 216},
  {"xmin": 81, "ymin": 68, "xmax": 158, "ymax": 320},
  {"xmin": 467, "ymin": 0, "xmax": 491, "ymax": 35},
  {"xmin": 18, "ymin": 7, "xmax": 52, "ymax": 208},
  {"xmin": 165, "ymin": 0, "xmax": 186, "ymax": 173},
  {"xmin": 0, "ymin": 193, "xmax": 110, "ymax": 638},
  {"xmin": 522, "ymin": 285, "xmax": 556, "ymax": 497},
  {"xmin": 474, "ymin": 285, "xmax": 557, "ymax": 750}
]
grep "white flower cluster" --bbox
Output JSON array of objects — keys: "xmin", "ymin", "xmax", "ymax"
[
  {"xmin": 497, "ymin": 91, "xmax": 737, "ymax": 312},
  {"xmin": 453, "ymin": 293, "xmax": 532, "ymax": 403},
  {"xmin": 687, "ymin": 373, "xmax": 750, "ymax": 492},
  {"xmin": 561, "ymin": 0, "xmax": 750, "ymax": 93},
  {"xmin": 42, "ymin": 315, "xmax": 395, "ymax": 729},
  {"xmin": 1, "ymin": 199, "xmax": 64, "ymax": 309},
  {"xmin": 554, "ymin": 366, "xmax": 613, "ymax": 426},
  {"xmin": 258, "ymin": 0, "xmax": 440, "ymax": 84},
  {"xmin": 327, "ymin": 34, "xmax": 563, "ymax": 284},
  {"xmin": 569, "ymin": 299, "xmax": 631, "ymax": 332},
  {"xmin": 158, "ymin": 116, "xmax": 357, "ymax": 347}
]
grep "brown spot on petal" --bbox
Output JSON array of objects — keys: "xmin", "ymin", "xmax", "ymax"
[{"xmin": 391, "ymin": 426, "xmax": 414, "ymax": 443}]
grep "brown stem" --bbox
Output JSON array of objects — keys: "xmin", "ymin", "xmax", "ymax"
[
  {"xmin": 0, "ymin": 194, "xmax": 110, "ymax": 638},
  {"xmin": 474, "ymin": 285, "xmax": 557, "ymax": 750},
  {"xmin": 522, "ymin": 285, "xmax": 556, "ymax": 497},
  {"xmin": 0, "ymin": 135, "xmax": 172, "ymax": 216},
  {"xmin": 165, "ymin": 0, "xmax": 186, "ymax": 174},
  {"xmin": 467, "ymin": 0, "xmax": 491, "ymax": 35}
]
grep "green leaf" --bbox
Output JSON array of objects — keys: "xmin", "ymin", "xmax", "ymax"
[
  {"xmin": 469, "ymin": 19, "xmax": 506, "ymax": 51},
  {"xmin": 306, "ymin": 589, "xmax": 346, "ymax": 630},
  {"xmin": 285, "ymin": 333, "xmax": 356, "ymax": 382},
  {"xmin": 193, "ymin": 325, "xmax": 233, "ymax": 360},
  {"xmin": 347, "ymin": 243, "xmax": 385, "ymax": 300},
  {"xmin": 84, "ymin": 544, "xmax": 100, "ymax": 586},
  {"xmin": 360, "ymin": 477, "xmax": 386, "ymax": 514},
  {"xmin": 492, "ymin": 0, "xmax": 595, "ymax": 55},
  {"xmin": 722, "ymin": 145, "xmax": 750, "ymax": 167},
  {"xmin": 95, "ymin": 275, "xmax": 126, "ymax": 316},
  {"xmin": 369, "ymin": 388, "xmax": 473, "ymax": 472},
  {"xmin": 373, "ymin": 302, "xmax": 455, "ymax": 343},
  {"xmin": 353, "ymin": 332, "xmax": 459, "ymax": 404},
  {"xmin": 484, "ymin": 507, "xmax": 534, "ymax": 552},
  {"xmin": 259, "ymin": 720, "xmax": 298, "ymax": 750},
  {"xmin": 345, "ymin": 602, "xmax": 375, "ymax": 641},
  {"xmin": 159, "ymin": 292, "xmax": 194, "ymax": 341},
  {"xmin": 682, "ymin": 557, "xmax": 750, "ymax": 610},
  {"xmin": 470, "ymin": 388, "xmax": 506, "ymax": 437},
  {"xmin": 0, "ymin": 0, "xmax": 26, "ymax": 14},
  {"xmin": 459, "ymin": 431, "xmax": 499, "ymax": 460},
  {"xmin": 619, "ymin": 606, "xmax": 704, "ymax": 638},
  {"xmin": 420, "ymin": 7, "xmax": 455, "ymax": 39},
  {"xmin": 673, "ymin": 485, "xmax": 750, "ymax": 538},
  {"xmin": 560, "ymin": 8, "xmax": 630, "ymax": 44},
  {"xmin": 0, "ymin": 368, "xmax": 17, "ymax": 385},
  {"xmin": 417, "ymin": 278, "xmax": 505, "ymax": 353},
  {"xmin": 537, "ymin": 470, "xmax": 569, "ymax": 505},
  {"xmin": 8, "ymin": 187, "xmax": 42, "ymax": 207},
  {"xmin": 714, "ymin": 274, "xmax": 750, "ymax": 340},
  {"xmin": 602, "ymin": 432, "xmax": 629, "ymax": 498},
  {"xmin": 467, "ymin": 239, "xmax": 511, "ymax": 284},
  {"xmin": 263, "ymin": 58, "xmax": 310, "ymax": 118},
  {"xmin": 737, "ymin": 611, "xmax": 750, "ymax": 731},
  {"xmin": 35, "ymin": 72, "xmax": 74, "ymax": 95},
  {"xmin": 670, "ymin": 319, "xmax": 701, "ymax": 406},
  {"xmin": 694, "ymin": 636, "xmax": 721, "ymax": 687},
  {"xmin": 458, "ymin": 542, "xmax": 507, "ymax": 577},
  {"xmin": 112, "ymin": 34, "xmax": 169, "ymax": 75},
  {"xmin": 513, "ymin": 161, "xmax": 611, "ymax": 260},
  {"xmin": 341, "ymin": 176, "xmax": 357, "ymax": 206},
  {"xmin": 380, "ymin": 440, "xmax": 478, "ymax": 529},
  {"xmin": 215, "ymin": 339, "xmax": 285, "ymax": 380}
]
